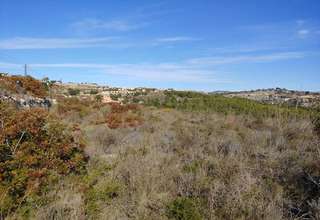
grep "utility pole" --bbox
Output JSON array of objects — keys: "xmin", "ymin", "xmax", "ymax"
[{"xmin": 24, "ymin": 64, "xmax": 27, "ymax": 76}]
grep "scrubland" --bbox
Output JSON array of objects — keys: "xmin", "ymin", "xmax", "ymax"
[{"xmin": 1, "ymin": 75, "xmax": 320, "ymax": 219}]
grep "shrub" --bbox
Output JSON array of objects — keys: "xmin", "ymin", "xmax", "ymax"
[
  {"xmin": 56, "ymin": 97, "xmax": 93, "ymax": 116},
  {"xmin": 90, "ymin": 89, "xmax": 99, "ymax": 95},
  {"xmin": 166, "ymin": 197, "xmax": 202, "ymax": 220},
  {"xmin": 312, "ymin": 110, "xmax": 320, "ymax": 137},
  {"xmin": 144, "ymin": 90, "xmax": 319, "ymax": 120},
  {"xmin": 68, "ymin": 88, "xmax": 80, "ymax": 96},
  {"xmin": 110, "ymin": 94, "xmax": 122, "ymax": 101},
  {"xmin": 0, "ymin": 101, "xmax": 88, "ymax": 217},
  {"xmin": 95, "ymin": 94, "xmax": 103, "ymax": 103},
  {"xmin": 0, "ymin": 75, "xmax": 48, "ymax": 98},
  {"xmin": 84, "ymin": 180, "xmax": 121, "ymax": 218},
  {"xmin": 105, "ymin": 103, "xmax": 143, "ymax": 129}
]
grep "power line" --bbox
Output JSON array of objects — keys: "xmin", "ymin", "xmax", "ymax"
[{"xmin": 24, "ymin": 64, "xmax": 27, "ymax": 76}]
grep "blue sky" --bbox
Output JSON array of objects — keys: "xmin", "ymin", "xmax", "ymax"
[{"xmin": 0, "ymin": 0, "xmax": 319, "ymax": 91}]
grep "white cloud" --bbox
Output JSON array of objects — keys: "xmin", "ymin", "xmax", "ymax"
[
  {"xmin": 187, "ymin": 52, "xmax": 305, "ymax": 65},
  {"xmin": 0, "ymin": 37, "xmax": 131, "ymax": 49},
  {"xmin": 0, "ymin": 61, "xmax": 224, "ymax": 84},
  {"xmin": 71, "ymin": 18, "xmax": 148, "ymax": 32},
  {"xmin": 0, "ymin": 51, "xmax": 307, "ymax": 84},
  {"xmin": 210, "ymin": 45, "xmax": 288, "ymax": 54},
  {"xmin": 101, "ymin": 63, "xmax": 222, "ymax": 83},
  {"xmin": 0, "ymin": 35, "xmax": 199, "ymax": 50}
]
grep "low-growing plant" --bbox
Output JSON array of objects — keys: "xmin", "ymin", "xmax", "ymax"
[
  {"xmin": 166, "ymin": 197, "xmax": 202, "ymax": 220},
  {"xmin": 90, "ymin": 89, "xmax": 99, "ymax": 95},
  {"xmin": 68, "ymin": 88, "xmax": 80, "ymax": 96}
]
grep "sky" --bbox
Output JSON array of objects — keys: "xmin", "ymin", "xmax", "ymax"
[{"xmin": 0, "ymin": 0, "xmax": 319, "ymax": 91}]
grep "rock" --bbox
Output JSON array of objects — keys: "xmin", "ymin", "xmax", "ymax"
[{"xmin": 0, "ymin": 90, "xmax": 52, "ymax": 109}]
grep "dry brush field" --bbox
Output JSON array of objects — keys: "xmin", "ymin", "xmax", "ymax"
[{"xmin": 1, "ymin": 75, "xmax": 320, "ymax": 219}]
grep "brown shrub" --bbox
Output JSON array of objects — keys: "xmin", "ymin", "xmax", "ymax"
[
  {"xmin": 0, "ymin": 75, "xmax": 48, "ymax": 98},
  {"xmin": 0, "ymin": 101, "xmax": 88, "ymax": 217},
  {"xmin": 106, "ymin": 103, "xmax": 143, "ymax": 129}
]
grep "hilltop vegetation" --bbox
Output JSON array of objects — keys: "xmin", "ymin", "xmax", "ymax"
[
  {"xmin": 142, "ymin": 90, "xmax": 319, "ymax": 119},
  {"xmin": 1, "ymin": 75, "xmax": 320, "ymax": 219},
  {"xmin": 0, "ymin": 73, "xmax": 48, "ymax": 98}
]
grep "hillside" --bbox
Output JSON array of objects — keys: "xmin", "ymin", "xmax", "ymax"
[
  {"xmin": 1, "ymin": 74, "xmax": 320, "ymax": 219},
  {"xmin": 220, "ymin": 88, "xmax": 320, "ymax": 108}
]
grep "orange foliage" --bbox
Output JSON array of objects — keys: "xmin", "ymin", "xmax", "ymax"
[
  {"xmin": 109, "ymin": 103, "xmax": 139, "ymax": 113},
  {"xmin": 106, "ymin": 103, "xmax": 143, "ymax": 129},
  {"xmin": 0, "ymin": 101, "xmax": 87, "ymax": 215},
  {"xmin": 56, "ymin": 97, "xmax": 106, "ymax": 117},
  {"xmin": 0, "ymin": 75, "xmax": 48, "ymax": 98}
]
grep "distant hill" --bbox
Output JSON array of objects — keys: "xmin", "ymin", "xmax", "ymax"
[{"xmin": 214, "ymin": 88, "xmax": 320, "ymax": 108}]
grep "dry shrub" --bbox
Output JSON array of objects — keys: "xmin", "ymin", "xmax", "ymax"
[
  {"xmin": 83, "ymin": 124, "xmax": 120, "ymax": 157},
  {"xmin": 3, "ymin": 90, "xmax": 320, "ymax": 219},
  {"xmin": 106, "ymin": 103, "xmax": 143, "ymax": 129},
  {"xmin": 313, "ymin": 115, "xmax": 320, "ymax": 137},
  {"xmin": 97, "ymin": 108, "xmax": 319, "ymax": 219},
  {"xmin": 0, "ymin": 75, "xmax": 48, "ymax": 98},
  {"xmin": 0, "ymin": 101, "xmax": 87, "ymax": 217},
  {"xmin": 56, "ymin": 97, "xmax": 92, "ymax": 116},
  {"xmin": 109, "ymin": 103, "xmax": 139, "ymax": 114},
  {"xmin": 35, "ymin": 190, "xmax": 84, "ymax": 220}
]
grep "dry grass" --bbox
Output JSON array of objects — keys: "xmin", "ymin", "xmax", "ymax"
[
  {"xmin": 45, "ymin": 102, "xmax": 317, "ymax": 219},
  {"xmin": 3, "ymin": 93, "xmax": 320, "ymax": 219}
]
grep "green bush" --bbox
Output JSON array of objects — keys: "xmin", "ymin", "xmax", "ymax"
[
  {"xmin": 90, "ymin": 89, "xmax": 99, "ymax": 95},
  {"xmin": 166, "ymin": 197, "xmax": 202, "ymax": 220},
  {"xmin": 110, "ymin": 94, "xmax": 121, "ymax": 101},
  {"xmin": 95, "ymin": 94, "xmax": 103, "ymax": 103},
  {"xmin": 145, "ymin": 91, "xmax": 319, "ymax": 120},
  {"xmin": 68, "ymin": 88, "xmax": 80, "ymax": 96}
]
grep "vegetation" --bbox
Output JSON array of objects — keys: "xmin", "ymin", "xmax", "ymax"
[
  {"xmin": 110, "ymin": 93, "xmax": 121, "ymax": 101},
  {"xmin": 0, "ymin": 74, "xmax": 48, "ymax": 98},
  {"xmin": 1, "ymin": 75, "xmax": 320, "ymax": 219},
  {"xmin": 166, "ymin": 197, "xmax": 202, "ymax": 220},
  {"xmin": 89, "ymin": 89, "xmax": 99, "ymax": 95},
  {"xmin": 0, "ymin": 101, "xmax": 87, "ymax": 218},
  {"xmin": 144, "ymin": 90, "xmax": 319, "ymax": 119},
  {"xmin": 68, "ymin": 88, "xmax": 80, "ymax": 96},
  {"xmin": 105, "ymin": 103, "xmax": 143, "ymax": 129}
]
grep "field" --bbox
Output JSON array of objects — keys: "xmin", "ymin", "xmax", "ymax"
[{"xmin": 1, "ymin": 75, "xmax": 320, "ymax": 219}]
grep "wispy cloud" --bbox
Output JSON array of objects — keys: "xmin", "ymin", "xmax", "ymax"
[
  {"xmin": 0, "ymin": 62, "xmax": 22, "ymax": 69},
  {"xmin": 0, "ymin": 61, "xmax": 226, "ymax": 84},
  {"xmin": 0, "ymin": 35, "xmax": 200, "ymax": 50},
  {"xmin": 210, "ymin": 45, "xmax": 289, "ymax": 54},
  {"xmin": 0, "ymin": 51, "xmax": 307, "ymax": 84},
  {"xmin": 0, "ymin": 37, "xmax": 132, "ymax": 49},
  {"xmin": 70, "ymin": 2, "xmax": 174, "ymax": 34},
  {"xmin": 297, "ymin": 29, "xmax": 310, "ymax": 38},
  {"xmin": 155, "ymin": 36, "xmax": 199, "ymax": 43},
  {"xmin": 239, "ymin": 20, "xmax": 320, "ymax": 48},
  {"xmin": 71, "ymin": 18, "xmax": 148, "ymax": 32},
  {"xmin": 187, "ymin": 52, "xmax": 306, "ymax": 65}
]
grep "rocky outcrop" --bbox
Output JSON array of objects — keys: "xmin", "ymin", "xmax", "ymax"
[{"xmin": 0, "ymin": 90, "xmax": 52, "ymax": 109}]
